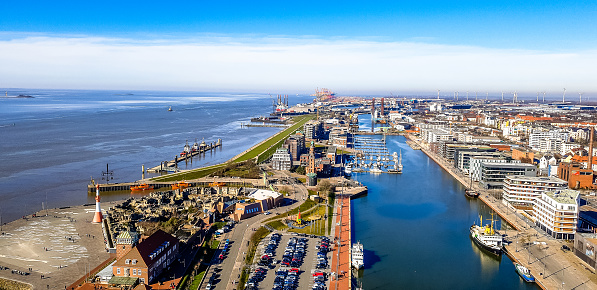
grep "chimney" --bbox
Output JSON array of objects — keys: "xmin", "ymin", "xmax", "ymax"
[{"xmin": 589, "ymin": 127, "xmax": 594, "ymax": 170}]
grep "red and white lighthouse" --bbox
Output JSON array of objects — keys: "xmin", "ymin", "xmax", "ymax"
[{"xmin": 92, "ymin": 184, "xmax": 103, "ymax": 223}]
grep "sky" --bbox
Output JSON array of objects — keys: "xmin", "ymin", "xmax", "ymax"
[{"xmin": 1, "ymin": 1, "xmax": 596, "ymax": 95}]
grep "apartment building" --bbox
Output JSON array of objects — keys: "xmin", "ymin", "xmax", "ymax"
[
  {"xmin": 502, "ymin": 176, "xmax": 567, "ymax": 210},
  {"xmin": 534, "ymin": 189, "xmax": 580, "ymax": 240}
]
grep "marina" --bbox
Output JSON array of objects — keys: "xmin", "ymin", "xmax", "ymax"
[{"xmin": 146, "ymin": 139, "xmax": 222, "ymax": 173}]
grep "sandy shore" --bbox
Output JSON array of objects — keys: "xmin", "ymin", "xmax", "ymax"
[{"xmin": 0, "ymin": 202, "xmax": 119, "ymax": 289}]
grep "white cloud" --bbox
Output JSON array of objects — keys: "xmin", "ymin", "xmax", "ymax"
[{"xmin": 0, "ymin": 35, "xmax": 595, "ymax": 94}]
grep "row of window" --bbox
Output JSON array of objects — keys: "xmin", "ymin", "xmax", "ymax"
[{"xmin": 115, "ymin": 268, "xmax": 142, "ymax": 276}]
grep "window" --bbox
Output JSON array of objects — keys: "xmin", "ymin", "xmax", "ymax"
[
  {"xmin": 140, "ymin": 278, "xmax": 145, "ymax": 284},
  {"xmin": 138, "ymin": 270, "xmax": 142, "ymax": 275},
  {"xmin": 132, "ymin": 259, "xmax": 137, "ymax": 265},
  {"xmin": 125, "ymin": 259, "xmax": 130, "ymax": 264},
  {"xmin": 116, "ymin": 268, "xmax": 121, "ymax": 274},
  {"xmin": 133, "ymin": 269, "xmax": 137, "ymax": 275}
]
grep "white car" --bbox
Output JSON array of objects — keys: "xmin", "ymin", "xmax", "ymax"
[{"xmin": 264, "ymin": 211, "xmax": 272, "ymax": 215}]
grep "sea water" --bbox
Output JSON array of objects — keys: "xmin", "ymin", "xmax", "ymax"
[{"xmin": 0, "ymin": 89, "xmax": 302, "ymax": 222}]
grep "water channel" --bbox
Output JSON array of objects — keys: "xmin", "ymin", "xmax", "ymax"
[{"xmin": 350, "ymin": 116, "xmax": 538, "ymax": 289}]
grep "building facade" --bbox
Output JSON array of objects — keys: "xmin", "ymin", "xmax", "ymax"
[
  {"xmin": 502, "ymin": 176, "xmax": 567, "ymax": 210},
  {"xmin": 112, "ymin": 230, "xmax": 180, "ymax": 284},
  {"xmin": 479, "ymin": 162, "xmax": 537, "ymax": 189},
  {"xmin": 534, "ymin": 189, "xmax": 580, "ymax": 240},
  {"xmin": 272, "ymin": 148, "xmax": 292, "ymax": 171}
]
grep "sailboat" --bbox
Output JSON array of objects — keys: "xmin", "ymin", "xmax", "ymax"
[
  {"xmin": 387, "ymin": 150, "xmax": 403, "ymax": 173},
  {"xmin": 465, "ymin": 172, "xmax": 479, "ymax": 198}
]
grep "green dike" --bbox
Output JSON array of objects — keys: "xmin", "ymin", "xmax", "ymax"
[
  {"xmin": 150, "ymin": 114, "xmax": 314, "ymax": 182},
  {"xmin": 236, "ymin": 114, "xmax": 314, "ymax": 163}
]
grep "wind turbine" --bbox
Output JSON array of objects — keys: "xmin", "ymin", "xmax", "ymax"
[
  {"xmin": 501, "ymin": 91, "xmax": 504, "ymax": 102},
  {"xmin": 562, "ymin": 88, "xmax": 566, "ymax": 103},
  {"xmin": 579, "ymin": 92, "xmax": 584, "ymax": 104},
  {"xmin": 437, "ymin": 89, "xmax": 440, "ymax": 100}
]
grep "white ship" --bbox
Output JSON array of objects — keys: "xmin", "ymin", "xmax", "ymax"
[
  {"xmin": 352, "ymin": 241, "xmax": 364, "ymax": 269},
  {"xmin": 345, "ymin": 163, "xmax": 352, "ymax": 175},
  {"xmin": 470, "ymin": 214, "xmax": 503, "ymax": 255}
]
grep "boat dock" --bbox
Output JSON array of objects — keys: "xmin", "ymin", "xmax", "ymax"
[
  {"xmin": 330, "ymin": 193, "xmax": 352, "ymax": 290},
  {"xmin": 146, "ymin": 139, "xmax": 222, "ymax": 173}
]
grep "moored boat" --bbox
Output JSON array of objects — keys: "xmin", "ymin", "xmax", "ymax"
[
  {"xmin": 465, "ymin": 189, "xmax": 480, "ymax": 198},
  {"xmin": 172, "ymin": 181, "xmax": 191, "ymax": 190},
  {"xmin": 515, "ymin": 263, "xmax": 536, "ymax": 283},
  {"xmin": 180, "ymin": 140, "xmax": 191, "ymax": 156},
  {"xmin": 352, "ymin": 241, "xmax": 364, "ymax": 269},
  {"xmin": 131, "ymin": 183, "xmax": 154, "ymax": 192},
  {"xmin": 470, "ymin": 214, "xmax": 503, "ymax": 255}
]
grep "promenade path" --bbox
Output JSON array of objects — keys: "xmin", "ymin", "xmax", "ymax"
[
  {"xmin": 408, "ymin": 135, "xmax": 597, "ymax": 290},
  {"xmin": 329, "ymin": 194, "xmax": 351, "ymax": 290}
]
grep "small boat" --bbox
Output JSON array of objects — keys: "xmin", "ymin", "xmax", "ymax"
[
  {"xmin": 192, "ymin": 139, "xmax": 200, "ymax": 152},
  {"xmin": 465, "ymin": 189, "xmax": 480, "ymax": 198},
  {"xmin": 131, "ymin": 183, "xmax": 154, "ymax": 192},
  {"xmin": 180, "ymin": 140, "xmax": 191, "ymax": 156},
  {"xmin": 352, "ymin": 241, "xmax": 364, "ymax": 269},
  {"xmin": 369, "ymin": 163, "xmax": 382, "ymax": 173},
  {"xmin": 168, "ymin": 106, "xmax": 173, "ymax": 111},
  {"xmin": 470, "ymin": 214, "xmax": 503, "ymax": 255},
  {"xmin": 172, "ymin": 181, "xmax": 191, "ymax": 190},
  {"xmin": 515, "ymin": 263, "xmax": 536, "ymax": 283}
]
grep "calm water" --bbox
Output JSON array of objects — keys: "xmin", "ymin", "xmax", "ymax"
[
  {"xmin": 350, "ymin": 117, "xmax": 538, "ymax": 289},
  {"xmin": 0, "ymin": 89, "xmax": 312, "ymax": 222}
]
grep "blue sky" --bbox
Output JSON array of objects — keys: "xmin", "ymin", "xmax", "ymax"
[{"xmin": 1, "ymin": 1, "xmax": 596, "ymax": 94}]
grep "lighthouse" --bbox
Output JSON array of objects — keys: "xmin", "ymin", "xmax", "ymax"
[{"xmin": 92, "ymin": 184, "xmax": 103, "ymax": 223}]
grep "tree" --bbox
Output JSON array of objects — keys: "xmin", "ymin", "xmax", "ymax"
[
  {"xmin": 317, "ymin": 180, "xmax": 336, "ymax": 198},
  {"xmin": 295, "ymin": 166, "xmax": 306, "ymax": 175}
]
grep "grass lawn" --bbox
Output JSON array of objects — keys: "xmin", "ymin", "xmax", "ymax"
[
  {"xmin": 265, "ymin": 220, "xmax": 288, "ymax": 231},
  {"xmin": 263, "ymin": 199, "xmax": 317, "ymax": 223},
  {"xmin": 237, "ymin": 114, "xmax": 314, "ymax": 163},
  {"xmin": 188, "ymin": 271, "xmax": 206, "ymax": 290},
  {"xmin": 288, "ymin": 204, "xmax": 327, "ymax": 236}
]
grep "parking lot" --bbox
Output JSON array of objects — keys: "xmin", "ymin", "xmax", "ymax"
[{"xmin": 245, "ymin": 232, "xmax": 332, "ymax": 290}]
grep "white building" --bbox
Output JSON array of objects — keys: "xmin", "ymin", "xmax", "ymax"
[
  {"xmin": 502, "ymin": 176, "xmax": 567, "ymax": 210},
  {"xmin": 534, "ymin": 189, "xmax": 580, "ymax": 240},
  {"xmin": 528, "ymin": 131, "xmax": 569, "ymax": 153},
  {"xmin": 271, "ymin": 148, "xmax": 292, "ymax": 171},
  {"xmin": 470, "ymin": 157, "xmax": 518, "ymax": 182}
]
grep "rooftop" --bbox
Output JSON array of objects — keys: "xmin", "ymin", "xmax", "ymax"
[
  {"xmin": 544, "ymin": 189, "xmax": 580, "ymax": 205},
  {"xmin": 248, "ymin": 189, "xmax": 281, "ymax": 200},
  {"xmin": 505, "ymin": 175, "xmax": 567, "ymax": 184}
]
